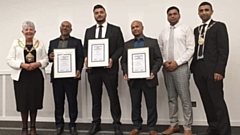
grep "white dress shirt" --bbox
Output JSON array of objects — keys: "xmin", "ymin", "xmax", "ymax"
[
  {"xmin": 95, "ymin": 21, "xmax": 108, "ymax": 38},
  {"xmin": 158, "ymin": 22, "xmax": 195, "ymax": 66}
]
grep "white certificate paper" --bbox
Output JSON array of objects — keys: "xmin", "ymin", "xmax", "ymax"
[
  {"xmin": 54, "ymin": 48, "xmax": 76, "ymax": 78},
  {"xmin": 132, "ymin": 53, "xmax": 146, "ymax": 73},
  {"xmin": 128, "ymin": 47, "xmax": 150, "ymax": 79},
  {"xmin": 88, "ymin": 39, "xmax": 109, "ymax": 67},
  {"xmin": 91, "ymin": 44, "xmax": 104, "ymax": 62}
]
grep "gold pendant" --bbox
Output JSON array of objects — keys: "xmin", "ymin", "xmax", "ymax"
[
  {"xmin": 198, "ymin": 37, "xmax": 205, "ymax": 45},
  {"xmin": 26, "ymin": 52, "xmax": 34, "ymax": 62}
]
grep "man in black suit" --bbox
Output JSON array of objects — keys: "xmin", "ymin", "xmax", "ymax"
[
  {"xmin": 121, "ymin": 21, "xmax": 163, "ymax": 135},
  {"xmin": 190, "ymin": 2, "xmax": 231, "ymax": 135},
  {"xmin": 48, "ymin": 21, "xmax": 84, "ymax": 135},
  {"xmin": 83, "ymin": 5, "xmax": 124, "ymax": 135}
]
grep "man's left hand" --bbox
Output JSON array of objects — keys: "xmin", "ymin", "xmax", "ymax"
[
  {"xmin": 106, "ymin": 58, "xmax": 113, "ymax": 68},
  {"xmin": 214, "ymin": 73, "xmax": 223, "ymax": 81},
  {"xmin": 75, "ymin": 70, "xmax": 81, "ymax": 78},
  {"xmin": 146, "ymin": 73, "xmax": 155, "ymax": 80},
  {"xmin": 166, "ymin": 61, "xmax": 178, "ymax": 72}
]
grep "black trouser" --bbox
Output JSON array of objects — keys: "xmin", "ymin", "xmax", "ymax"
[
  {"xmin": 52, "ymin": 79, "xmax": 78, "ymax": 128},
  {"xmin": 193, "ymin": 60, "xmax": 231, "ymax": 135},
  {"xmin": 129, "ymin": 80, "xmax": 157, "ymax": 131},
  {"xmin": 88, "ymin": 68, "xmax": 121, "ymax": 125}
]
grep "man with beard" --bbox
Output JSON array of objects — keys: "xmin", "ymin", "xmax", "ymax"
[
  {"xmin": 190, "ymin": 2, "xmax": 231, "ymax": 135},
  {"xmin": 83, "ymin": 4, "xmax": 124, "ymax": 135}
]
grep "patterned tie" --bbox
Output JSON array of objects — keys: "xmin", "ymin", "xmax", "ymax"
[
  {"xmin": 198, "ymin": 24, "xmax": 207, "ymax": 57},
  {"xmin": 168, "ymin": 26, "xmax": 175, "ymax": 60},
  {"xmin": 98, "ymin": 25, "xmax": 103, "ymax": 39}
]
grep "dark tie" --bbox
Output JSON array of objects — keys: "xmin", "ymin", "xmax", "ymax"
[
  {"xmin": 98, "ymin": 25, "xmax": 103, "ymax": 39},
  {"xmin": 198, "ymin": 24, "xmax": 207, "ymax": 57}
]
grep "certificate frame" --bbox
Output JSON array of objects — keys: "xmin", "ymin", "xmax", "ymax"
[
  {"xmin": 88, "ymin": 38, "xmax": 109, "ymax": 67},
  {"xmin": 128, "ymin": 47, "xmax": 150, "ymax": 79},
  {"xmin": 54, "ymin": 48, "xmax": 76, "ymax": 78}
]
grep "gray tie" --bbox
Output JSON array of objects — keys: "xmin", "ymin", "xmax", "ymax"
[{"xmin": 168, "ymin": 26, "xmax": 175, "ymax": 60}]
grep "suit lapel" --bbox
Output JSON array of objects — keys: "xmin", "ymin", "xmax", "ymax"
[
  {"xmin": 205, "ymin": 20, "xmax": 216, "ymax": 43},
  {"xmin": 105, "ymin": 23, "xmax": 111, "ymax": 38},
  {"xmin": 67, "ymin": 37, "xmax": 72, "ymax": 48}
]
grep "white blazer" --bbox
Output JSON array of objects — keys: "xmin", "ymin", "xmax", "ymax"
[{"xmin": 6, "ymin": 38, "xmax": 49, "ymax": 81}]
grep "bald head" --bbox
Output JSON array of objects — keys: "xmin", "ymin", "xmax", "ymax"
[
  {"xmin": 60, "ymin": 21, "xmax": 72, "ymax": 38},
  {"xmin": 131, "ymin": 20, "xmax": 144, "ymax": 39}
]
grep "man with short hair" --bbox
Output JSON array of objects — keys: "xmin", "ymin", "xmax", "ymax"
[
  {"xmin": 48, "ymin": 21, "xmax": 84, "ymax": 135},
  {"xmin": 121, "ymin": 20, "xmax": 163, "ymax": 135},
  {"xmin": 83, "ymin": 4, "xmax": 124, "ymax": 135},
  {"xmin": 158, "ymin": 6, "xmax": 194, "ymax": 135},
  {"xmin": 190, "ymin": 2, "xmax": 231, "ymax": 135}
]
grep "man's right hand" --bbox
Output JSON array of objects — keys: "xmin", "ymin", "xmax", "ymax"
[
  {"xmin": 123, "ymin": 74, "xmax": 129, "ymax": 81},
  {"xmin": 49, "ymin": 52, "xmax": 54, "ymax": 60},
  {"xmin": 84, "ymin": 57, "xmax": 91, "ymax": 69}
]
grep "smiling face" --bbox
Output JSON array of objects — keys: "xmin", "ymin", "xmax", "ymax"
[
  {"xmin": 131, "ymin": 21, "xmax": 144, "ymax": 38},
  {"xmin": 60, "ymin": 21, "xmax": 72, "ymax": 37},
  {"xmin": 167, "ymin": 9, "xmax": 180, "ymax": 26},
  {"xmin": 22, "ymin": 26, "xmax": 36, "ymax": 40},
  {"xmin": 198, "ymin": 5, "xmax": 213, "ymax": 23},
  {"xmin": 94, "ymin": 8, "xmax": 107, "ymax": 24}
]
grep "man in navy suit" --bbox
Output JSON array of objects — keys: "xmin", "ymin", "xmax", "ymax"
[
  {"xmin": 190, "ymin": 2, "xmax": 231, "ymax": 135},
  {"xmin": 48, "ymin": 21, "xmax": 84, "ymax": 135},
  {"xmin": 83, "ymin": 4, "xmax": 124, "ymax": 135},
  {"xmin": 121, "ymin": 20, "xmax": 162, "ymax": 135}
]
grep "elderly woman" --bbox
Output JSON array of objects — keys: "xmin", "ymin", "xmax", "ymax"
[{"xmin": 6, "ymin": 21, "xmax": 48, "ymax": 135}]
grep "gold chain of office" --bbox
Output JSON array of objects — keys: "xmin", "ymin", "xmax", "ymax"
[
  {"xmin": 18, "ymin": 39, "xmax": 39, "ymax": 62},
  {"xmin": 198, "ymin": 22, "xmax": 216, "ymax": 45}
]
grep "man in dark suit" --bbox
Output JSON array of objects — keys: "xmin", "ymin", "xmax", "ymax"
[
  {"xmin": 190, "ymin": 2, "xmax": 231, "ymax": 135},
  {"xmin": 48, "ymin": 21, "xmax": 84, "ymax": 135},
  {"xmin": 83, "ymin": 5, "xmax": 124, "ymax": 135},
  {"xmin": 121, "ymin": 21, "xmax": 163, "ymax": 135}
]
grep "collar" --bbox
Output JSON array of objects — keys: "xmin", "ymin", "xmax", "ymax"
[
  {"xmin": 134, "ymin": 35, "xmax": 145, "ymax": 41},
  {"xmin": 169, "ymin": 22, "xmax": 180, "ymax": 28},
  {"xmin": 202, "ymin": 19, "xmax": 212, "ymax": 26},
  {"xmin": 59, "ymin": 36, "xmax": 70, "ymax": 41},
  {"xmin": 96, "ymin": 21, "xmax": 107, "ymax": 28}
]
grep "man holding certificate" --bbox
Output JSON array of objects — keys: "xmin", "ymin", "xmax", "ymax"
[
  {"xmin": 48, "ymin": 21, "xmax": 84, "ymax": 135},
  {"xmin": 121, "ymin": 21, "xmax": 163, "ymax": 135},
  {"xmin": 83, "ymin": 4, "xmax": 124, "ymax": 135}
]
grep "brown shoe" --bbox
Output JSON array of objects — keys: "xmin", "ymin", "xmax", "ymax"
[
  {"xmin": 162, "ymin": 125, "xmax": 180, "ymax": 134},
  {"xmin": 149, "ymin": 130, "xmax": 158, "ymax": 135},
  {"xmin": 183, "ymin": 130, "xmax": 192, "ymax": 135},
  {"xmin": 129, "ymin": 129, "xmax": 141, "ymax": 135}
]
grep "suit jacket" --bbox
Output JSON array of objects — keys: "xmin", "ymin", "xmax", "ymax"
[
  {"xmin": 83, "ymin": 23, "xmax": 124, "ymax": 74},
  {"xmin": 190, "ymin": 20, "xmax": 229, "ymax": 78},
  {"xmin": 7, "ymin": 38, "xmax": 49, "ymax": 81},
  {"xmin": 48, "ymin": 36, "xmax": 84, "ymax": 82},
  {"xmin": 121, "ymin": 37, "xmax": 163, "ymax": 87}
]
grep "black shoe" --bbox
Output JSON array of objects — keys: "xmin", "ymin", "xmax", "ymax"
[
  {"xmin": 70, "ymin": 127, "xmax": 78, "ymax": 135},
  {"xmin": 114, "ymin": 125, "xmax": 123, "ymax": 135},
  {"xmin": 86, "ymin": 125, "xmax": 101, "ymax": 135},
  {"xmin": 56, "ymin": 127, "xmax": 64, "ymax": 135}
]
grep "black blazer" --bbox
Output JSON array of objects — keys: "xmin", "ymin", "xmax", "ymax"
[
  {"xmin": 83, "ymin": 23, "xmax": 124, "ymax": 74},
  {"xmin": 121, "ymin": 37, "xmax": 163, "ymax": 87},
  {"xmin": 48, "ymin": 36, "xmax": 84, "ymax": 82},
  {"xmin": 190, "ymin": 20, "xmax": 229, "ymax": 78}
]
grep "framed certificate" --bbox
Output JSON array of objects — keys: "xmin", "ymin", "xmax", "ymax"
[
  {"xmin": 128, "ymin": 47, "xmax": 150, "ymax": 79},
  {"xmin": 88, "ymin": 39, "xmax": 109, "ymax": 67},
  {"xmin": 54, "ymin": 48, "xmax": 76, "ymax": 78}
]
